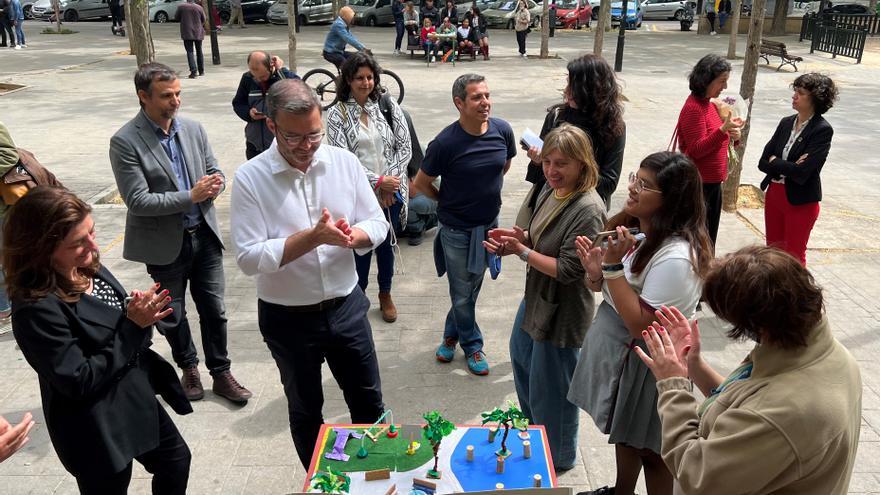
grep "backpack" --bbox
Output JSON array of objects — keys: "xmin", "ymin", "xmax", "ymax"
[{"xmin": 1, "ymin": 149, "xmax": 64, "ymax": 206}]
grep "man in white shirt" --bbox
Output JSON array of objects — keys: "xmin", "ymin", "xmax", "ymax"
[{"xmin": 230, "ymin": 79, "xmax": 388, "ymax": 468}]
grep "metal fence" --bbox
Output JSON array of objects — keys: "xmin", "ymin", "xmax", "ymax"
[
  {"xmin": 800, "ymin": 12, "xmax": 880, "ymax": 41},
  {"xmin": 810, "ymin": 22, "xmax": 869, "ymax": 63}
]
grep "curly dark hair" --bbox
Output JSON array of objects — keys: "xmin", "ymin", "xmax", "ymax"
[
  {"xmin": 606, "ymin": 152, "xmax": 713, "ymax": 277},
  {"xmin": 688, "ymin": 53, "xmax": 731, "ymax": 97},
  {"xmin": 703, "ymin": 245, "xmax": 824, "ymax": 349},
  {"xmin": 792, "ymin": 73, "xmax": 838, "ymax": 115},
  {"xmin": 3, "ymin": 186, "xmax": 100, "ymax": 302},
  {"xmin": 336, "ymin": 52, "xmax": 383, "ymax": 103},
  {"xmin": 555, "ymin": 54, "xmax": 625, "ymax": 146}
]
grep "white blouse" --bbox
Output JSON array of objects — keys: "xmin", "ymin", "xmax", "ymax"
[{"xmin": 356, "ymin": 115, "xmax": 386, "ymax": 176}]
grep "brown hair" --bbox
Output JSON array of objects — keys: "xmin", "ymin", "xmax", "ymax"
[
  {"xmin": 704, "ymin": 245, "xmax": 824, "ymax": 349},
  {"xmin": 3, "ymin": 186, "xmax": 99, "ymax": 302},
  {"xmin": 540, "ymin": 123, "xmax": 599, "ymax": 194}
]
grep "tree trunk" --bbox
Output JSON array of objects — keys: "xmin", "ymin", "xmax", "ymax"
[
  {"xmin": 287, "ymin": 0, "xmax": 298, "ymax": 72},
  {"xmin": 52, "ymin": 0, "xmax": 61, "ymax": 31},
  {"xmin": 721, "ymin": 0, "xmax": 766, "ymax": 212},
  {"xmin": 500, "ymin": 425, "xmax": 510, "ymax": 454},
  {"xmin": 128, "ymin": 0, "xmax": 155, "ymax": 65},
  {"xmin": 124, "ymin": 0, "xmax": 135, "ymax": 52},
  {"xmin": 540, "ymin": 0, "xmax": 550, "ymax": 57},
  {"xmin": 432, "ymin": 443, "xmax": 440, "ymax": 472},
  {"xmin": 870, "ymin": 0, "xmax": 877, "ymax": 14},
  {"xmin": 770, "ymin": 0, "xmax": 788, "ymax": 35},
  {"xmin": 727, "ymin": 0, "xmax": 741, "ymax": 58},
  {"xmin": 593, "ymin": 0, "xmax": 611, "ymax": 54}
]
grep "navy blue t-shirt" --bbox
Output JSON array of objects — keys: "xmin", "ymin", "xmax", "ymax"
[{"xmin": 421, "ymin": 118, "xmax": 517, "ymax": 229}]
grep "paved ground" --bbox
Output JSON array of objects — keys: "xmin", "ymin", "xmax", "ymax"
[{"xmin": 1, "ymin": 17, "xmax": 880, "ymax": 494}]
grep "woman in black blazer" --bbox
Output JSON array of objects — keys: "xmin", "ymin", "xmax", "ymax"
[
  {"xmin": 758, "ymin": 73, "xmax": 838, "ymax": 266},
  {"xmin": 4, "ymin": 187, "xmax": 192, "ymax": 494}
]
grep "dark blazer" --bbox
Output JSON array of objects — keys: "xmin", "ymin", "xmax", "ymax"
[
  {"xmin": 177, "ymin": 2, "xmax": 206, "ymax": 41},
  {"xmin": 11, "ymin": 266, "xmax": 191, "ymax": 477},
  {"xmin": 758, "ymin": 114, "xmax": 833, "ymax": 205}
]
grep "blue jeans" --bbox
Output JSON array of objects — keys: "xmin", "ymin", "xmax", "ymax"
[
  {"xmin": 145, "ymin": 225, "xmax": 230, "ymax": 376},
  {"xmin": 439, "ymin": 225, "xmax": 486, "ymax": 356},
  {"xmin": 394, "ymin": 17, "xmax": 405, "ymax": 50},
  {"xmin": 403, "ymin": 192, "xmax": 437, "ymax": 234},
  {"xmin": 423, "ymin": 40, "xmax": 438, "ymax": 58},
  {"xmin": 183, "ymin": 39, "xmax": 204, "ymax": 75},
  {"xmin": 354, "ymin": 202, "xmax": 400, "ymax": 293},
  {"xmin": 13, "ymin": 20, "xmax": 24, "ymax": 45},
  {"xmin": 510, "ymin": 298, "xmax": 580, "ymax": 469}
]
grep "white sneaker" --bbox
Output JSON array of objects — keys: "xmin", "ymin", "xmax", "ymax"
[
  {"xmin": 14, "ymin": 45, "xmax": 21, "ymax": 49},
  {"xmin": 710, "ymin": 31, "xmax": 717, "ymax": 35},
  {"xmin": 21, "ymin": 44, "xmax": 27, "ymax": 48},
  {"xmin": 521, "ymin": 53, "xmax": 527, "ymax": 57},
  {"xmin": 431, "ymin": 55, "xmax": 435, "ymax": 62}
]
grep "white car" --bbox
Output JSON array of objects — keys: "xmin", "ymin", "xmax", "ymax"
[{"xmin": 149, "ymin": 0, "xmax": 185, "ymax": 22}]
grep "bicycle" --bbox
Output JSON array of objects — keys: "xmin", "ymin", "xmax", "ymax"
[{"xmin": 302, "ymin": 54, "xmax": 405, "ymax": 111}]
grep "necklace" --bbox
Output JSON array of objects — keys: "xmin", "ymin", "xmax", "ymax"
[{"xmin": 553, "ymin": 189, "xmax": 575, "ymax": 200}]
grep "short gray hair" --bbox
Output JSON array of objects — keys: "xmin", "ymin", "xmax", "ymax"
[
  {"xmin": 266, "ymin": 79, "xmax": 322, "ymax": 120},
  {"xmin": 134, "ymin": 62, "xmax": 178, "ymax": 107},
  {"xmin": 452, "ymin": 73, "xmax": 485, "ymax": 102}
]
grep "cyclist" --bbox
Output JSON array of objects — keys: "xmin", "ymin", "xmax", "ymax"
[{"xmin": 323, "ymin": 6, "xmax": 368, "ymax": 70}]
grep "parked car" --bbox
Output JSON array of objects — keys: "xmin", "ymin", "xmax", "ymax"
[
  {"xmin": 149, "ymin": 0, "xmax": 185, "ymax": 22},
  {"xmin": 267, "ymin": 0, "xmax": 333, "ymax": 25},
  {"xmin": 483, "ymin": 0, "xmax": 542, "ymax": 29},
  {"xmin": 32, "ymin": 0, "xmax": 110, "ymax": 21},
  {"xmin": 823, "ymin": 2, "xmax": 869, "ymax": 13},
  {"xmin": 216, "ymin": 0, "xmax": 273, "ymax": 22},
  {"xmin": 640, "ymin": 0, "xmax": 694, "ymax": 19},
  {"xmin": 610, "ymin": 0, "xmax": 641, "ymax": 27},
  {"xmin": 555, "ymin": 0, "xmax": 592, "ymax": 29},
  {"xmin": 22, "ymin": 0, "xmax": 38, "ymax": 18},
  {"xmin": 350, "ymin": 0, "xmax": 395, "ymax": 26}
]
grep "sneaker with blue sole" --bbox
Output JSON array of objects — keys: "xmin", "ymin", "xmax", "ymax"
[
  {"xmin": 467, "ymin": 351, "xmax": 490, "ymax": 376},
  {"xmin": 436, "ymin": 337, "xmax": 457, "ymax": 363}
]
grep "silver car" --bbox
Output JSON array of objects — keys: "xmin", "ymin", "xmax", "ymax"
[
  {"xmin": 350, "ymin": 0, "xmax": 394, "ymax": 26},
  {"xmin": 640, "ymin": 0, "xmax": 694, "ymax": 20},
  {"xmin": 149, "ymin": 0, "xmax": 185, "ymax": 22},
  {"xmin": 31, "ymin": 0, "xmax": 111, "ymax": 21},
  {"xmin": 482, "ymin": 0, "xmax": 542, "ymax": 29},
  {"xmin": 267, "ymin": 0, "xmax": 333, "ymax": 25}
]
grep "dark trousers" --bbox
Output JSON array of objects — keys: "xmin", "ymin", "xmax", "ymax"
[
  {"xmin": 111, "ymin": 4, "xmax": 124, "ymax": 27},
  {"xmin": 75, "ymin": 403, "xmax": 191, "ymax": 495},
  {"xmin": 0, "ymin": 18, "xmax": 13, "ymax": 46},
  {"xmin": 322, "ymin": 50, "xmax": 352, "ymax": 71},
  {"xmin": 354, "ymin": 202, "xmax": 400, "ymax": 293},
  {"xmin": 703, "ymin": 182, "xmax": 722, "ymax": 247},
  {"xmin": 706, "ymin": 11, "xmax": 716, "ymax": 31},
  {"xmin": 146, "ymin": 225, "xmax": 231, "ymax": 376},
  {"xmin": 183, "ymin": 39, "xmax": 204, "ymax": 75},
  {"xmin": 394, "ymin": 17, "xmax": 405, "ymax": 49},
  {"xmin": 258, "ymin": 289, "xmax": 384, "ymax": 468},
  {"xmin": 516, "ymin": 30, "xmax": 527, "ymax": 54},
  {"xmin": 246, "ymin": 141, "xmax": 260, "ymax": 160}
]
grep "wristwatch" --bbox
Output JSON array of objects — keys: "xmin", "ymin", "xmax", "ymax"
[{"xmin": 518, "ymin": 248, "xmax": 531, "ymax": 262}]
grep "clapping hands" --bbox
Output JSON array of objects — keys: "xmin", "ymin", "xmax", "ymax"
[
  {"xmin": 483, "ymin": 226, "xmax": 528, "ymax": 257},
  {"xmin": 312, "ymin": 208, "xmax": 354, "ymax": 248},
  {"xmin": 126, "ymin": 284, "xmax": 173, "ymax": 328},
  {"xmin": 633, "ymin": 305, "xmax": 703, "ymax": 381}
]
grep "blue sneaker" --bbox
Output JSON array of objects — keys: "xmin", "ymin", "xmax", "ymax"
[
  {"xmin": 466, "ymin": 351, "xmax": 490, "ymax": 376},
  {"xmin": 436, "ymin": 337, "xmax": 457, "ymax": 363}
]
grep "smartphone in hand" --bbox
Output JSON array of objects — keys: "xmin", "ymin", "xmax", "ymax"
[{"xmin": 592, "ymin": 227, "xmax": 642, "ymax": 248}]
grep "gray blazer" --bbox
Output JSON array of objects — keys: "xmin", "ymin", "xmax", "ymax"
[{"xmin": 109, "ymin": 111, "xmax": 224, "ymax": 266}]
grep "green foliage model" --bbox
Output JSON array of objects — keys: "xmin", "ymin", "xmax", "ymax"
[
  {"xmin": 481, "ymin": 400, "xmax": 529, "ymax": 457},
  {"xmin": 422, "ymin": 411, "xmax": 456, "ymax": 475},
  {"xmin": 310, "ymin": 468, "xmax": 351, "ymax": 494}
]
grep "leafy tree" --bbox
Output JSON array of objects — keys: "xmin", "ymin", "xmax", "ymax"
[
  {"xmin": 310, "ymin": 469, "xmax": 351, "ymax": 494},
  {"xmin": 481, "ymin": 400, "xmax": 529, "ymax": 457},
  {"xmin": 422, "ymin": 410, "xmax": 456, "ymax": 477}
]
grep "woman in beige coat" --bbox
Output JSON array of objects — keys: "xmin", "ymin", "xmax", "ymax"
[{"xmin": 635, "ymin": 245, "xmax": 861, "ymax": 495}]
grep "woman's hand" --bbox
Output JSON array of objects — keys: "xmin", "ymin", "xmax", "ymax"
[
  {"xmin": 483, "ymin": 230, "xmax": 526, "ymax": 257},
  {"xmin": 575, "ymin": 235, "xmax": 604, "ymax": 282},
  {"xmin": 721, "ymin": 114, "xmax": 743, "ymax": 134},
  {"xmin": 526, "ymin": 145, "xmax": 541, "ymax": 163},
  {"xmin": 601, "ymin": 226, "xmax": 637, "ymax": 264},
  {"xmin": 634, "ymin": 326, "xmax": 689, "ymax": 381},
  {"xmin": 0, "ymin": 413, "xmax": 35, "ymax": 463},
  {"xmin": 652, "ymin": 305, "xmax": 702, "ymax": 372},
  {"xmin": 126, "ymin": 284, "xmax": 173, "ymax": 329},
  {"xmin": 379, "ymin": 190, "xmax": 396, "ymax": 208},
  {"xmin": 488, "ymin": 226, "xmax": 527, "ymax": 245},
  {"xmin": 378, "ymin": 175, "xmax": 401, "ymax": 193}
]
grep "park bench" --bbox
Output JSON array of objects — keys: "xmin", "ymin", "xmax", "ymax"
[{"xmin": 760, "ymin": 39, "xmax": 803, "ymax": 71}]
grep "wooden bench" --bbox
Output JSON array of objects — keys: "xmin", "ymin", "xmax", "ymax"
[{"xmin": 760, "ymin": 39, "xmax": 803, "ymax": 71}]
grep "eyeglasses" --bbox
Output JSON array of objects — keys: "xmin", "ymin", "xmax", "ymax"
[
  {"xmin": 275, "ymin": 130, "xmax": 325, "ymax": 147},
  {"xmin": 629, "ymin": 171, "xmax": 662, "ymax": 194}
]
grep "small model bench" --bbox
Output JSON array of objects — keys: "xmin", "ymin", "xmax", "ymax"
[{"xmin": 760, "ymin": 39, "xmax": 803, "ymax": 72}]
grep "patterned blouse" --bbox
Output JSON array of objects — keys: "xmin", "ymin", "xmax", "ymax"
[{"xmin": 91, "ymin": 276, "xmax": 124, "ymax": 311}]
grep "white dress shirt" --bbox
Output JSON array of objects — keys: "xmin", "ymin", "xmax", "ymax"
[{"xmin": 230, "ymin": 142, "xmax": 389, "ymax": 306}]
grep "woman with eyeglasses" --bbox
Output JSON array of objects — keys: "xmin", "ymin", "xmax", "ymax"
[
  {"xmin": 483, "ymin": 124, "xmax": 606, "ymax": 471},
  {"xmin": 326, "ymin": 52, "xmax": 412, "ymax": 324},
  {"xmin": 568, "ymin": 152, "xmax": 713, "ymax": 495}
]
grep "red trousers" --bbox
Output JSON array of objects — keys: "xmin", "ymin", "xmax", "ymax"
[{"xmin": 764, "ymin": 182, "xmax": 820, "ymax": 266}]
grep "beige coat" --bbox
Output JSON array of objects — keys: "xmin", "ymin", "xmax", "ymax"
[{"xmin": 656, "ymin": 317, "xmax": 861, "ymax": 495}]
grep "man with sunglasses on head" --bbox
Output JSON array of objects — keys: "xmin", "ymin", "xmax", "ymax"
[{"xmin": 230, "ymin": 79, "xmax": 389, "ymax": 469}]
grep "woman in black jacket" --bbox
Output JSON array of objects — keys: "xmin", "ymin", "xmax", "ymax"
[
  {"xmin": 5, "ymin": 187, "xmax": 192, "ymax": 494},
  {"xmin": 463, "ymin": 6, "xmax": 490, "ymax": 59},
  {"xmin": 758, "ymin": 73, "xmax": 838, "ymax": 266},
  {"xmin": 520, "ymin": 54, "xmax": 626, "ymax": 225}
]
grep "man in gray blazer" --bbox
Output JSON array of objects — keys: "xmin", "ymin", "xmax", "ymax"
[{"xmin": 110, "ymin": 62, "xmax": 252, "ymax": 404}]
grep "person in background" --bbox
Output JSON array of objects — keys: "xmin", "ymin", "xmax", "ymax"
[
  {"xmin": 323, "ymin": 6, "xmax": 367, "ymax": 69},
  {"xmin": 0, "ymin": 121, "xmax": 17, "ymax": 322},
  {"xmin": 521, "ymin": 54, "xmax": 625, "ymax": 226},
  {"xmin": 675, "ymin": 53, "xmax": 741, "ymax": 247},
  {"xmin": 549, "ymin": 0, "xmax": 556, "ymax": 37},
  {"xmin": 0, "ymin": 0, "xmax": 14, "ymax": 48},
  {"xmin": 463, "ymin": 5, "xmax": 489, "ymax": 59},
  {"xmin": 758, "ymin": 73, "xmax": 837, "ymax": 266},
  {"xmin": 705, "ymin": 0, "xmax": 717, "ymax": 34},
  {"xmin": 436, "ymin": 16, "xmax": 457, "ymax": 60},
  {"xmin": 634, "ymin": 246, "xmax": 860, "ymax": 494},
  {"xmin": 420, "ymin": 17, "xmax": 439, "ymax": 62},
  {"xmin": 0, "ymin": 412, "xmax": 34, "ymax": 463},
  {"xmin": 326, "ymin": 52, "xmax": 412, "ymax": 323},
  {"xmin": 485, "ymin": 124, "xmax": 606, "ymax": 471},
  {"xmin": 569, "ymin": 152, "xmax": 713, "ymax": 495},
  {"xmin": 7, "ymin": 0, "xmax": 23, "ymax": 49},
  {"xmin": 514, "ymin": 0, "xmax": 531, "ymax": 57},
  {"xmin": 178, "ymin": 0, "xmax": 206, "ymax": 78},
  {"xmin": 227, "ymin": 0, "xmax": 245, "ymax": 28},
  {"xmin": 393, "ymin": 0, "xmax": 405, "ymax": 54},
  {"xmin": 456, "ymin": 17, "xmax": 477, "ymax": 55},
  {"xmin": 420, "ymin": 0, "xmax": 440, "ymax": 25},
  {"xmin": 440, "ymin": 0, "xmax": 458, "ymax": 24},
  {"xmin": 718, "ymin": 0, "xmax": 731, "ymax": 28},
  {"xmin": 403, "ymin": 1, "xmax": 419, "ymax": 36},
  {"xmin": 232, "ymin": 51, "xmax": 297, "ymax": 160},
  {"xmin": 110, "ymin": 0, "xmax": 125, "ymax": 35}
]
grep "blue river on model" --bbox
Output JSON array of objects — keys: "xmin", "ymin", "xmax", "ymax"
[{"xmin": 450, "ymin": 427, "xmax": 553, "ymax": 491}]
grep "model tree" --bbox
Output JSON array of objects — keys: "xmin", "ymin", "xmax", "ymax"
[
  {"xmin": 422, "ymin": 410, "xmax": 456, "ymax": 479},
  {"xmin": 481, "ymin": 400, "xmax": 529, "ymax": 458},
  {"xmin": 310, "ymin": 468, "xmax": 351, "ymax": 494}
]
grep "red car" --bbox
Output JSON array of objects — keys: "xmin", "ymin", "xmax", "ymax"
[{"xmin": 554, "ymin": 0, "xmax": 592, "ymax": 29}]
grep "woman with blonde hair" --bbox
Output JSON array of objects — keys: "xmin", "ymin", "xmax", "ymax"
[{"xmin": 483, "ymin": 124, "xmax": 607, "ymax": 470}]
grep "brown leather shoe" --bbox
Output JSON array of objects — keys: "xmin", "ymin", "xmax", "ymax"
[
  {"xmin": 378, "ymin": 292, "xmax": 397, "ymax": 323},
  {"xmin": 180, "ymin": 366, "xmax": 204, "ymax": 401},
  {"xmin": 212, "ymin": 371, "xmax": 252, "ymax": 404}
]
